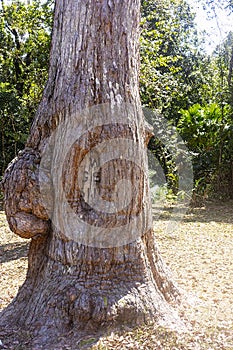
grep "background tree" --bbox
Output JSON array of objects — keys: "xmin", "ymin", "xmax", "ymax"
[
  {"xmin": 0, "ymin": 1, "xmax": 184, "ymax": 347},
  {"xmin": 0, "ymin": 0, "xmax": 52, "ymax": 173},
  {"xmin": 140, "ymin": 0, "xmax": 209, "ymax": 121},
  {"xmin": 140, "ymin": 0, "xmax": 210, "ymax": 195}
]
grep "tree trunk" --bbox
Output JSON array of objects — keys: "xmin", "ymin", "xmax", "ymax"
[{"xmin": 1, "ymin": 0, "xmax": 184, "ymax": 347}]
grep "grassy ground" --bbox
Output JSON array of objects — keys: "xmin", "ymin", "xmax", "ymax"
[{"xmin": 0, "ymin": 200, "xmax": 233, "ymax": 349}]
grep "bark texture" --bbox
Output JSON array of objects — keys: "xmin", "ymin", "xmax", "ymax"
[{"xmin": 1, "ymin": 0, "xmax": 184, "ymax": 346}]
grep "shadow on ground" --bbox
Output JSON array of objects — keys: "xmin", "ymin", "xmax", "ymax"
[
  {"xmin": 152, "ymin": 200, "xmax": 233, "ymax": 224},
  {"xmin": 0, "ymin": 242, "xmax": 28, "ymax": 263}
]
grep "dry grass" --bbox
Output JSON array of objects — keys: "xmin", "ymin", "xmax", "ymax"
[
  {"xmin": 0, "ymin": 213, "xmax": 28, "ymax": 311},
  {"xmin": 0, "ymin": 200, "xmax": 233, "ymax": 349},
  {"xmin": 157, "ymin": 201, "xmax": 233, "ymax": 334}
]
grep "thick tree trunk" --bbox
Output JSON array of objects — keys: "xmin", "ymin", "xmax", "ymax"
[{"xmin": 1, "ymin": 0, "xmax": 184, "ymax": 346}]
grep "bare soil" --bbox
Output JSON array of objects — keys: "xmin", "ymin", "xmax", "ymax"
[{"xmin": 0, "ymin": 200, "xmax": 232, "ymax": 349}]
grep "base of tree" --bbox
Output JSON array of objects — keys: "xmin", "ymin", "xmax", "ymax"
[{"xmin": 0, "ymin": 233, "xmax": 187, "ymax": 348}]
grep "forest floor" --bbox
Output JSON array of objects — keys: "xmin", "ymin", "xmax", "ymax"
[{"xmin": 0, "ymin": 200, "xmax": 233, "ymax": 349}]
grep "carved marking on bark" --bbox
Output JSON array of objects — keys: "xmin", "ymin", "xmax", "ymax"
[{"xmin": 62, "ymin": 123, "xmax": 144, "ymax": 229}]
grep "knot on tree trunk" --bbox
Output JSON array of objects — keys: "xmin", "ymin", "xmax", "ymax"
[{"xmin": 1, "ymin": 148, "xmax": 50, "ymax": 239}]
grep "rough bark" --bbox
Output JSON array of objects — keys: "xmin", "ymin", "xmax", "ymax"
[{"xmin": 0, "ymin": 0, "xmax": 185, "ymax": 346}]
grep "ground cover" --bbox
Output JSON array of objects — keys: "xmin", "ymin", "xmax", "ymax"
[{"xmin": 0, "ymin": 200, "xmax": 232, "ymax": 349}]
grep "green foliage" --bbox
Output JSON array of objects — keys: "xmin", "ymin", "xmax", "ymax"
[
  {"xmin": 140, "ymin": 0, "xmax": 209, "ymax": 121},
  {"xmin": 141, "ymin": 0, "xmax": 233, "ymax": 201},
  {"xmin": 0, "ymin": 0, "xmax": 53, "ymax": 173},
  {"xmin": 177, "ymin": 103, "xmax": 233, "ymax": 199},
  {"xmin": 211, "ymin": 32, "xmax": 233, "ymax": 109}
]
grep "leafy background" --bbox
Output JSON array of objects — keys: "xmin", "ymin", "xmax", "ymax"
[{"xmin": 0, "ymin": 0, "xmax": 232, "ymax": 202}]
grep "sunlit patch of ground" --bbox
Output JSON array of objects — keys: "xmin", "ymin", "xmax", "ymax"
[
  {"xmin": 0, "ymin": 212, "xmax": 28, "ymax": 311},
  {"xmin": 154, "ymin": 201, "xmax": 233, "ymax": 349}
]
